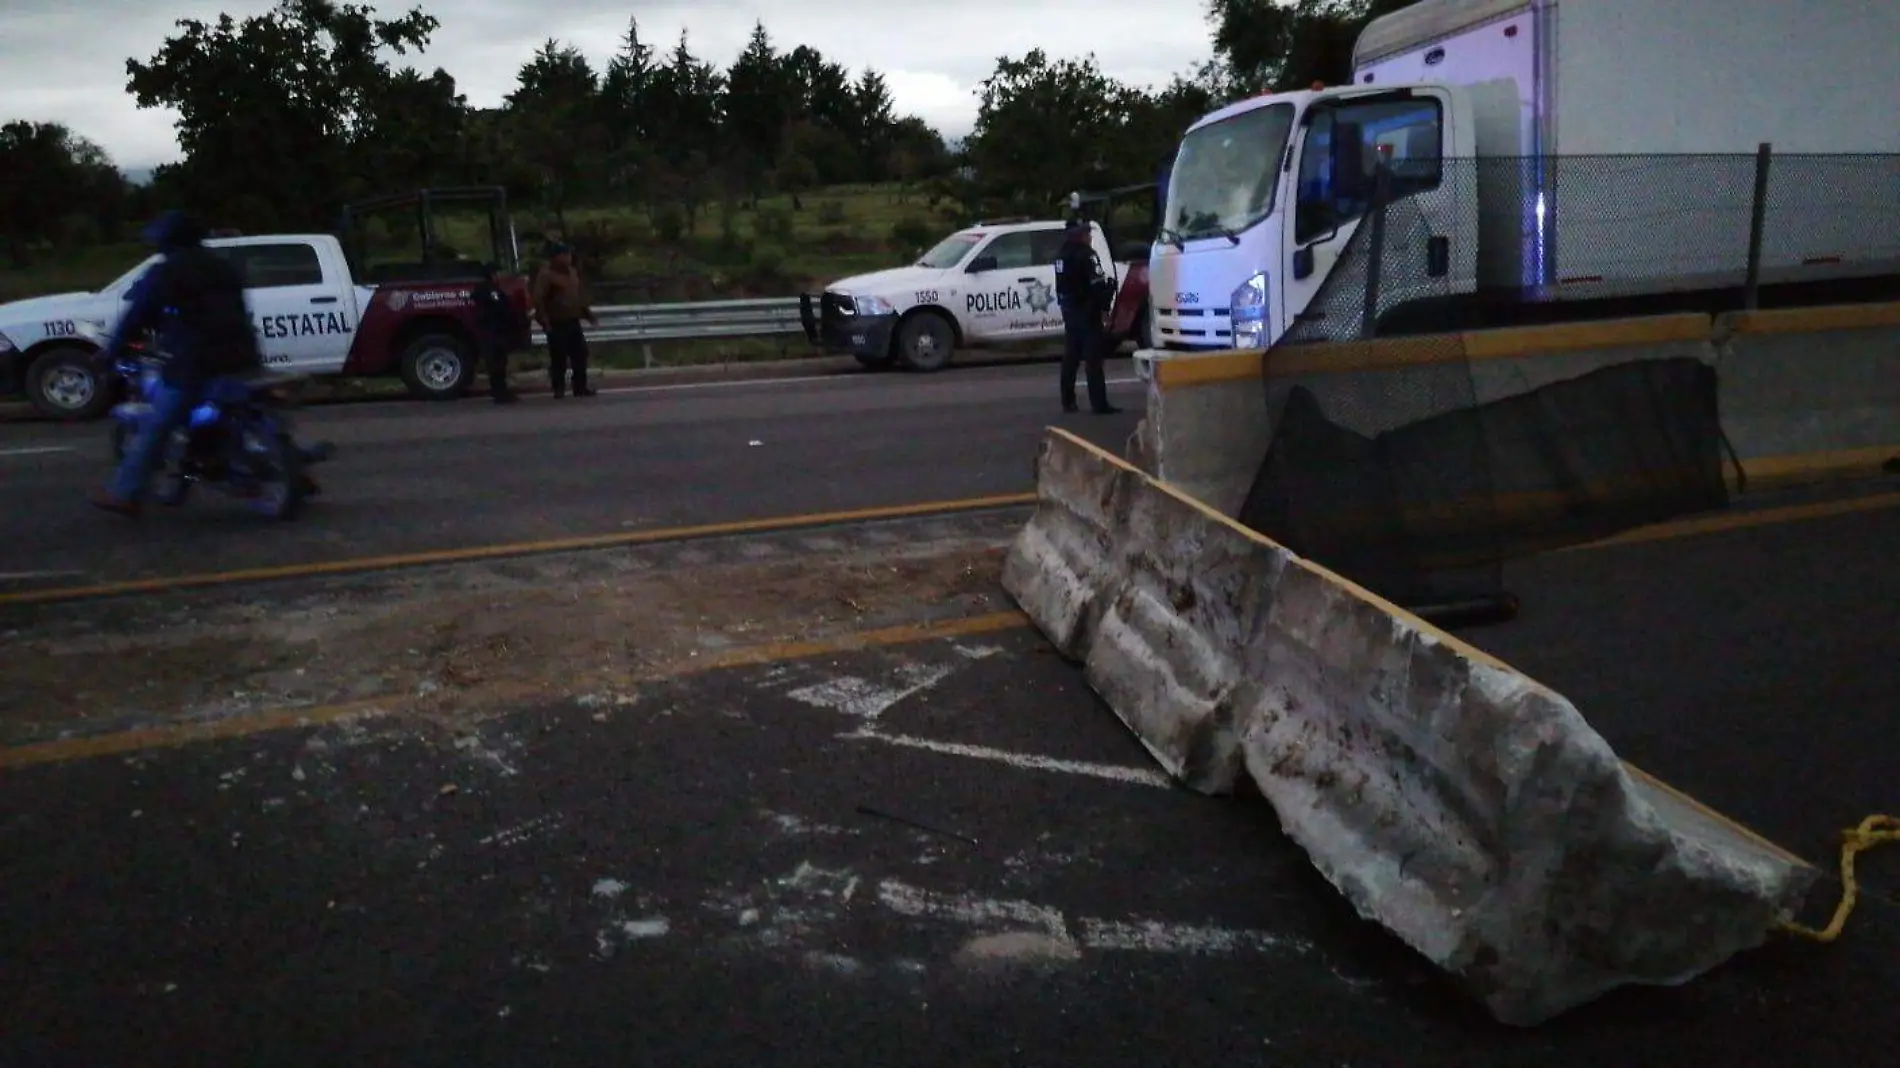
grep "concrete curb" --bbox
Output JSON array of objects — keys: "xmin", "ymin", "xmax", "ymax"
[{"xmin": 1002, "ymin": 426, "xmax": 1816, "ymax": 1027}]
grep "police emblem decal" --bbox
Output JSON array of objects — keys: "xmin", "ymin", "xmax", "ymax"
[{"xmin": 1023, "ymin": 279, "xmax": 1054, "ymax": 314}]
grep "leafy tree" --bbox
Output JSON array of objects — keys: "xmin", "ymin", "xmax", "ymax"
[
  {"xmin": 352, "ymin": 68, "xmax": 470, "ymax": 200},
  {"xmin": 600, "ymin": 17, "xmax": 658, "ymax": 150},
  {"xmin": 28, "ymin": 1, "xmax": 1284, "ymax": 296},
  {"xmin": 0, "ymin": 121, "xmax": 131, "ymax": 264},
  {"xmin": 963, "ymin": 50, "xmax": 1152, "ymax": 210},
  {"xmin": 460, "ymin": 107, "xmax": 540, "ymax": 205},
  {"xmin": 645, "ymin": 30, "xmax": 724, "ymax": 168},
  {"xmin": 125, "ymin": 0, "xmax": 442, "ymax": 230},
  {"xmin": 723, "ymin": 21, "xmax": 787, "ymax": 201},
  {"xmin": 1207, "ymin": 0, "xmax": 1412, "ymax": 93},
  {"xmin": 505, "ymin": 39, "xmax": 604, "ymax": 231}
]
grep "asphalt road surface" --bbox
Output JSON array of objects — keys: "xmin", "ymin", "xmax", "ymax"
[
  {"xmin": 1475, "ymin": 488, "xmax": 1900, "ymax": 899},
  {"xmin": 0, "ymin": 361, "xmax": 1145, "ymax": 586},
  {"xmin": 3, "ymin": 353, "xmax": 1895, "ymax": 1062},
  {"xmin": 4, "ymin": 583, "xmax": 1895, "ymax": 1066}
]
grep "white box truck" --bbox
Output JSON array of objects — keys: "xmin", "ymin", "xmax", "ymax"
[{"xmin": 1146, "ymin": 0, "xmax": 1900, "ymax": 353}]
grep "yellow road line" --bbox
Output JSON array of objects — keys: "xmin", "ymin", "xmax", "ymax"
[
  {"xmin": 0, "ymin": 698, "xmax": 395, "ymax": 770},
  {"xmin": 4, "ymin": 484, "xmax": 1888, "ymax": 875},
  {"xmin": 0, "ymin": 493, "xmax": 1038, "ymax": 609},
  {"xmin": 684, "ymin": 611, "xmax": 1030, "ymax": 673},
  {"xmin": 7, "ymin": 476, "xmax": 1891, "ymax": 611},
  {"xmin": 1567, "ymin": 491, "xmax": 1900, "ymax": 552},
  {"xmin": 0, "ymin": 602, "xmax": 1815, "ymax": 871},
  {"xmin": 0, "ymin": 610, "xmax": 1030, "ymax": 771}
]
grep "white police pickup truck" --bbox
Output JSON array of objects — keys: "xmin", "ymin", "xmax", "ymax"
[
  {"xmin": 799, "ymin": 217, "xmax": 1148, "ymax": 372},
  {"xmin": 1, "ymin": 198, "xmax": 531, "ymax": 420}
]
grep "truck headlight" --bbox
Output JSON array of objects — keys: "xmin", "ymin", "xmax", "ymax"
[
  {"xmin": 0, "ymin": 333, "xmax": 15, "ymax": 355},
  {"xmin": 1229, "ymin": 272, "xmax": 1270, "ymax": 349},
  {"xmin": 853, "ymin": 295, "xmax": 894, "ymax": 316}
]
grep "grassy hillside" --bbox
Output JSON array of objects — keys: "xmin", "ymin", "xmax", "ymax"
[{"xmin": 1, "ymin": 183, "xmax": 952, "ymax": 306}]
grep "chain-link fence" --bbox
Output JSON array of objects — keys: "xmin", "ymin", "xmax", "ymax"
[{"xmin": 1236, "ymin": 151, "xmax": 1900, "ymax": 612}]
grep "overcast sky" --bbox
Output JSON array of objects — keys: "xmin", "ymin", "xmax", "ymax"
[{"xmin": 0, "ymin": 0, "xmax": 1219, "ymax": 173}]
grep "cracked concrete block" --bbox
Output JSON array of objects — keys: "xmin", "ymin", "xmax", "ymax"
[{"xmin": 1003, "ymin": 426, "xmax": 1818, "ymax": 1026}]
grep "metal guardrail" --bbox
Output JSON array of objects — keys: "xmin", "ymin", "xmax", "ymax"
[{"xmin": 528, "ymin": 297, "xmax": 805, "ymax": 347}]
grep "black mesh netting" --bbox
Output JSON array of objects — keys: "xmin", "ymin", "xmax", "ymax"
[{"xmin": 1234, "ymin": 153, "xmax": 1900, "ymax": 610}]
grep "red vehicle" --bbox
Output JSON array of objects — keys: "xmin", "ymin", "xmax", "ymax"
[
  {"xmin": 1072, "ymin": 182, "xmax": 1161, "ymax": 350},
  {"xmin": 1, "ymin": 187, "xmax": 533, "ymax": 419}
]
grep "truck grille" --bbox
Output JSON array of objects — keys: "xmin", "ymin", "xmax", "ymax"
[{"xmin": 1154, "ymin": 305, "xmax": 1233, "ymax": 348}]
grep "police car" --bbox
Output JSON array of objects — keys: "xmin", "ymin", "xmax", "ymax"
[
  {"xmin": 0, "ymin": 189, "xmax": 532, "ymax": 421},
  {"xmin": 799, "ymin": 215, "xmax": 1148, "ymax": 372}
]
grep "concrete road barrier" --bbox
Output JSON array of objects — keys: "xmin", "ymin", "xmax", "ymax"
[
  {"xmin": 1713, "ymin": 301, "xmax": 1900, "ymax": 488},
  {"xmin": 1004, "ymin": 426, "xmax": 1816, "ymax": 1026},
  {"xmin": 1131, "ymin": 303, "xmax": 1900, "ymax": 521}
]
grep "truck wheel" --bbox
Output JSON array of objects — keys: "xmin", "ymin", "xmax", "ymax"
[
  {"xmin": 26, "ymin": 346, "xmax": 114, "ymax": 421},
  {"xmin": 895, "ymin": 311, "xmax": 955, "ymax": 372},
  {"xmin": 398, "ymin": 332, "xmax": 474, "ymax": 401}
]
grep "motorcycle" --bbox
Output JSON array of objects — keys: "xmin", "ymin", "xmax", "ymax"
[{"xmin": 107, "ymin": 341, "xmax": 335, "ymax": 520}]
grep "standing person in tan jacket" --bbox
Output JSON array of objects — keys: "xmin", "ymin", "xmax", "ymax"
[{"xmin": 531, "ymin": 241, "xmax": 600, "ymax": 398}]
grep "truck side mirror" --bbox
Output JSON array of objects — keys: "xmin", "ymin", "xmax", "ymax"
[
  {"xmin": 1292, "ymin": 245, "xmax": 1316, "ymax": 281},
  {"xmin": 966, "ymin": 255, "xmax": 998, "ymax": 273},
  {"xmin": 1330, "ymin": 123, "xmax": 1369, "ymax": 201}
]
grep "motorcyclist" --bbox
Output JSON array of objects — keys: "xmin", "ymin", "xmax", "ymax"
[{"xmin": 91, "ymin": 210, "xmax": 267, "ymax": 516}]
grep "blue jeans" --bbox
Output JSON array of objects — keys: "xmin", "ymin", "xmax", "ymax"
[{"xmin": 109, "ymin": 378, "xmax": 201, "ymax": 502}]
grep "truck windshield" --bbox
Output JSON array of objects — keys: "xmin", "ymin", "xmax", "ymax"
[
  {"xmin": 916, "ymin": 233, "xmax": 981, "ymax": 269},
  {"xmin": 1164, "ymin": 103, "xmax": 1296, "ymax": 241}
]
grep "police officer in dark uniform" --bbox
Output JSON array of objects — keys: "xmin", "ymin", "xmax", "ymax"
[
  {"xmin": 1053, "ymin": 218, "xmax": 1120, "ymax": 415},
  {"xmin": 470, "ymin": 262, "xmax": 521, "ymax": 404}
]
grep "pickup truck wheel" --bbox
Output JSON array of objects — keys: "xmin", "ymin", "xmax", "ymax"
[
  {"xmin": 895, "ymin": 311, "xmax": 955, "ymax": 372},
  {"xmin": 26, "ymin": 346, "xmax": 114, "ymax": 421},
  {"xmin": 398, "ymin": 333, "xmax": 473, "ymax": 401}
]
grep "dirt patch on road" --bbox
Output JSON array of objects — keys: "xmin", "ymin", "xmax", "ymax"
[{"xmin": 0, "ymin": 533, "xmax": 1012, "ymax": 747}]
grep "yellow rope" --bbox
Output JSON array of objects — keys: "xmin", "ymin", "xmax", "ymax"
[{"xmin": 1776, "ymin": 815, "xmax": 1900, "ymax": 943}]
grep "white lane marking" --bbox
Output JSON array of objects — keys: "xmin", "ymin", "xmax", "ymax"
[
  {"xmin": 0, "ymin": 570, "xmax": 85, "ymax": 582},
  {"xmin": 1074, "ymin": 917, "xmax": 1303, "ymax": 955},
  {"xmin": 699, "ymin": 863, "xmax": 1333, "ymax": 976},
  {"xmin": 478, "ymin": 811, "xmax": 563, "ymax": 848},
  {"xmin": 951, "ymin": 643, "xmax": 1006, "ymax": 660},
  {"xmin": 0, "ymin": 445, "xmax": 76, "ymax": 457},
  {"xmin": 762, "ymin": 810, "xmax": 855, "ymax": 837},
  {"xmin": 840, "ymin": 730, "xmax": 1174, "ymax": 789},
  {"xmin": 594, "ymin": 372, "xmax": 1140, "ymax": 397},
  {"xmin": 619, "ymin": 917, "xmax": 670, "ymax": 939},
  {"xmin": 598, "ymin": 373, "xmax": 851, "ymax": 396},
  {"xmin": 784, "ymin": 663, "xmax": 953, "ymax": 721},
  {"xmin": 876, "ymin": 879, "xmax": 1071, "ymax": 939},
  {"xmin": 783, "ymin": 861, "xmax": 861, "ymax": 902},
  {"xmin": 875, "ymin": 878, "xmax": 1315, "ymax": 959}
]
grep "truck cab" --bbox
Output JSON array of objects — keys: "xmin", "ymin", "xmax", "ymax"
[
  {"xmin": 1146, "ymin": 0, "xmax": 1900, "ymax": 361},
  {"xmin": 801, "ymin": 214, "xmax": 1139, "ymax": 372},
  {"xmin": 1147, "ymin": 82, "xmax": 1474, "ymax": 354}
]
